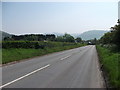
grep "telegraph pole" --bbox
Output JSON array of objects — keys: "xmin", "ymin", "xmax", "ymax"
[{"xmin": 118, "ymin": 1, "xmax": 120, "ymax": 25}]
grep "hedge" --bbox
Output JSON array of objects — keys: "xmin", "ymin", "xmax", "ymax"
[{"xmin": 1, "ymin": 41, "xmax": 77, "ymax": 49}]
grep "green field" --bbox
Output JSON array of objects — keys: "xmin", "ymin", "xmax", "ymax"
[
  {"xmin": 2, "ymin": 42, "xmax": 85, "ymax": 64},
  {"xmin": 96, "ymin": 45, "xmax": 120, "ymax": 88}
]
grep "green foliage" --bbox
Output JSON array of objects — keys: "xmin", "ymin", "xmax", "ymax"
[
  {"xmin": 2, "ymin": 41, "xmax": 80, "ymax": 49},
  {"xmin": 100, "ymin": 32, "xmax": 114, "ymax": 44},
  {"xmin": 96, "ymin": 46, "xmax": 120, "ymax": 88},
  {"xmin": 75, "ymin": 37, "xmax": 82, "ymax": 43},
  {"xmin": 2, "ymin": 41, "xmax": 45, "ymax": 49},
  {"xmin": 97, "ymin": 20, "xmax": 120, "ymax": 88},
  {"xmin": 2, "ymin": 43, "xmax": 86, "ymax": 64},
  {"xmin": 55, "ymin": 33, "xmax": 75, "ymax": 42},
  {"xmin": 63, "ymin": 33, "xmax": 75, "ymax": 42},
  {"xmin": 99, "ymin": 19, "xmax": 120, "ymax": 47},
  {"xmin": 2, "ymin": 48, "xmax": 44, "ymax": 64},
  {"xmin": 4, "ymin": 34, "xmax": 56, "ymax": 41},
  {"xmin": 55, "ymin": 36, "xmax": 64, "ymax": 42},
  {"xmin": 111, "ymin": 22, "xmax": 120, "ymax": 46}
]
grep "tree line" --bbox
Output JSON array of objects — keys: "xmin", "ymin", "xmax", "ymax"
[
  {"xmin": 4, "ymin": 34, "xmax": 55, "ymax": 41},
  {"xmin": 99, "ymin": 19, "xmax": 120, "ymax": 50},
  {"xmin": 3, "ymin": 33, "xmax": 82, "ymax": 43}
]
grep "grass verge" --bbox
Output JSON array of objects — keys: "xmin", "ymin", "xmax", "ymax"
[
  {"xmin": 2, "ymin": 43, "xmax": 85, "ymax": 64},
  {"xmin": 96, "ymin": 45, "xmax": 120, "ymax": 88}
]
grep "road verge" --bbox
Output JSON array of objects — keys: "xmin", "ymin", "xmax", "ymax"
[{"xmin": 96, "ymin": 45, "xmax": 120, "ymax": 88}]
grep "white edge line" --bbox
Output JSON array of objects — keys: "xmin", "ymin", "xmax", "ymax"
[{"xmin": 0, "ymin": 64, "xmax": 50, "ymax": 88}]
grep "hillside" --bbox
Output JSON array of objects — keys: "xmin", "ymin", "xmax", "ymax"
[
  {"xmin": 79, "ymin": 30, "xmax": 108, "ymax": 40},
  {"xmin": 0, "ymin": 31, "xmax": 12, "ymax": 40},
  {"xmin": 53, "ymin": 30, "xmax": 108, "ymax": 40}
]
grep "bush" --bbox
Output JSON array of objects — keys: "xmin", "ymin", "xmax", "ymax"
[
  {"xmin": 2, "ymin": 41, "xmax": 50, "ymax": 49},
  {"xmin": 2, "ymin": 41, "xmax": 81, "ymax": 49}
]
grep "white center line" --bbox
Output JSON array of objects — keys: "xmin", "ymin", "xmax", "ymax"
[
  {"xmin": 0, "ymin": 64, "xmax": 50, "ymax": 88},
  {"xmin": 60, "ymin": 55, "xmax": 71, "ymax": 60}
]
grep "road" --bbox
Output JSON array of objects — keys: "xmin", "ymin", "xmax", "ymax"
[{"xmin": 1, "ymin": 45, "xmax": 105, "ymax": 88}]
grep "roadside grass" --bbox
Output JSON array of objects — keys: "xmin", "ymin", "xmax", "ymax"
[
  {"xmin": 96, "ymin": 45, "xmax": 120, "ymax": 88},
  {"xmin": 2, "ymin": 43, "xmax": 85, "ymax": 64},
  {"xmin": 0, "ymin": 49, "xmax": 2, "ymax": 64}
]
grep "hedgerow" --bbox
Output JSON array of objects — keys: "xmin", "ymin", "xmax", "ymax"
[{"xmin": 1, "ymin": 41, "xmax": 77, "ymax": 49}]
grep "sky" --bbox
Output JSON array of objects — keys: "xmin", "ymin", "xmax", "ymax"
[{"xmin": 2, "ymin": 2, "xmax": 118, "ymax": 35}]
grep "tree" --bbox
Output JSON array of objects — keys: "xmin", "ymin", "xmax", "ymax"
[
  {"xmin": 55, "ymin": 36, "xmax": 64, "ymax": 42},
  {"xmin": 100, "ymin": 32, "xmax": 113, "ymax": 44},
  {"xmin": 4, "ymin": 37, "xmax": 13, "ymax": 41},
  {"xmin": 75, "ymin": 37, "xmax": 82, "ymax": 43},
  {"xmin": 99, "ymin": 19, "xmax": 120, "ymax": 47},
  {"xmin": 45, "ymin": 34, "xmax": 56, "ymax": 41},
  {"xmin": 92, "ymin": 38, "xmax": 97, "ymax": 44},
  {"xmin": 111, "ymin": 19, "xmax": 120, "ymax": 46},
  {"xmin": 63, "ymin": 33, "xmax": 75, "ymax": 42},
  {"xmin": 38, "ymin": 34, "xmax": 45, "ymax": 41},
  {"xmin": 55, "ymin": 33, "xmax": 75, "ymax": 42}
]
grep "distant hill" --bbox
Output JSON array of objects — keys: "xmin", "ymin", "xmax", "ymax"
[
  {"xmin": 79, "ymin": 30, "xmax": 108, "ymax": 40},
  {"xmin": 0, "ymin": 31, "xmax": 13, "ymax": 40},
  {"xmin": 52, "ymin": 32, "xmax": 64, "ymax": 36},
  {"xmin": 53, "ymin": 30, "xmax": 108, "ymax": 40},
  {"xmin": 1, "ymin": 30, "xmax": 108, "ymax": 41}
]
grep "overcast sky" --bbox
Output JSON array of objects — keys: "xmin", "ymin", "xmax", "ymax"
[{"xmin": 2, "ymin": 2, "xmax": 118, "ymax": 35}]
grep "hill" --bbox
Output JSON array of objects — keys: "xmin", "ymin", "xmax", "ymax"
[
  {"xmin": 79, "ymin": 30, "xmax": 108, "ymax": 40},
  {"xmin": 0, "ymin": 31, "xmax": 13, "ymax": 40},
  {"xmin": 52, "ymin": 30, "xmax": 108, "ymax": 40}
]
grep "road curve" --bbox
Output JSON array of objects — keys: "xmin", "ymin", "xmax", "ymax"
[{"xmin": 2, "ymin": 45, "xmax": 105, "ymax": 88}]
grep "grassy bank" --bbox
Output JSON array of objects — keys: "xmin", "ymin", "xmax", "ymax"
[
  {"xmin": 96, "ymin": 45, "xmax": 120, "ymax": 88},
  {"xmin": 2, "ymin": 43, "xmax": 85, "ymax": 64}
]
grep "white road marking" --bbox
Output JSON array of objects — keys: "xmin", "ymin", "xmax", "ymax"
[
  {"xmin": 0, "ymin": 64, "xmax": 50, "ymax": 88},
  {"xmin": 60, "ymin": 55, "xmax": 71, "ymax": 60}
]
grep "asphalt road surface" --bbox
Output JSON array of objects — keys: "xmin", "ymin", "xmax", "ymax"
[{"xmin": 1, "ymin": 45, "xmax": 105, "ymax": 88}]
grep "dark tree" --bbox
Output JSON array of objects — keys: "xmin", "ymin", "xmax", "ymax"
[{"xmin": 75, "ymin": 37, "xmax": 82, "ymax": 43}]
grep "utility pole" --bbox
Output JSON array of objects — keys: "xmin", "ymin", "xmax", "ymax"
[{"xmin": 118, "ymin": 1, "xmax": 120, "ymax": 25}]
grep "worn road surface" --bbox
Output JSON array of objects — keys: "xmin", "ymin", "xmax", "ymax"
[{"xmin": 1, "ymin": 45, "xmax": 105, "ymax": 88}]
